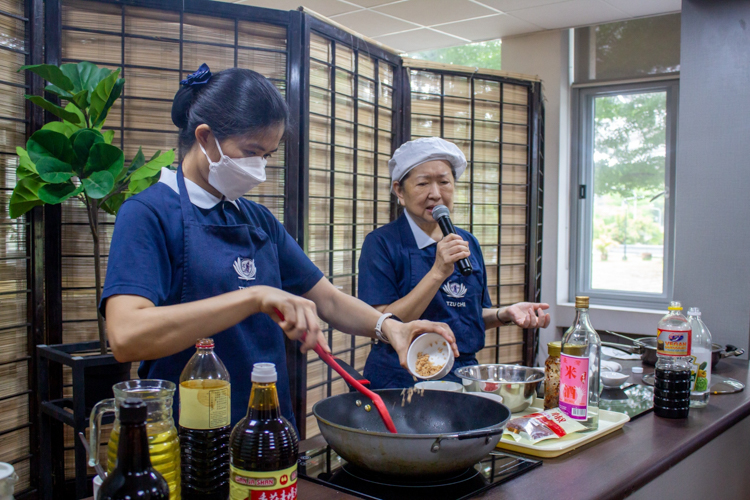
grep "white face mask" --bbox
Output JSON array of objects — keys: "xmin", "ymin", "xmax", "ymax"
[{"xmin": 200, "ymin": 137, "xmax": 267, "ymax": 201}]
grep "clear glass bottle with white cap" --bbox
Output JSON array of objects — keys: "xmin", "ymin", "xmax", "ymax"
[
  {"xmin": 560, "ymin": 296, "xmax": 601, "ymax": 431},
  {"xmin": 688, "ymin": 308, "xmax": 712, "ymax": 408},
  {"xmin": 229, "ymin": 363, "xmax": 299, "ymax": 499}
]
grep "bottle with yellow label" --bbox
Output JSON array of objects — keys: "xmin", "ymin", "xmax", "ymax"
[
  {"xmin": 179, "ymin": 338, "xmax": 231, "ymax": 499},
  {"xmin": 229, "ymin": 363, "xmax": 299, "ymax": 500}
]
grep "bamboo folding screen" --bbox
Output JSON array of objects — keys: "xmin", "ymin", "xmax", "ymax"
[
  {"xmin": 406, "ymin": 60, "xmax": 544, "ymax": 366},
  {"xmin": 0, "ymin": 0, "xmax": 32, "ymax": 492},
  {"xmin": 59, "ymin": 0, "xmax": 291, "ymax": 479},
  {"xmin": 6, "ymin": 1, "xmax": 543, "ymax": 494},
  {"xmin": 303, "ymin": 28, "xmax": 398, "ymax": 438}
]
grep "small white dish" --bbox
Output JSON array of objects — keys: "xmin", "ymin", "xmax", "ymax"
[
  {"xmin": 601, "ymin": 360, "xmax": 623, "ymax": 373},
  {"xmin": 414, "ymin": 380, "xmax": 464, "ymax": 392},
  {"xmin": 407, "ymin": 333, "xmax": 454, "ymax": 380},
  {"xmin": 467, "ymin": 392, "xmax": 504, "ymax": 404},
  {"xmin": 600, "ymin": 371, "xmax": 629, "ymax": 387}
]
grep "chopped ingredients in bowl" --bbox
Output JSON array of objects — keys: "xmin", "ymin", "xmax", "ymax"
[{"xmin": 416, "ymin": 352, "xmax": 445, "ymax": 377}]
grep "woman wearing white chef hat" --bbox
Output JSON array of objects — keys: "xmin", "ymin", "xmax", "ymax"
[{"xmin": 358, "ymin": 137, "xmax": 550, "ymax": 389}]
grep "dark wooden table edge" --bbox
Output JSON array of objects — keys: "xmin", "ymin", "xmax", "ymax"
[{"xmin": 606, "ymin": 399, "xmax": 750, "ymax": 499}]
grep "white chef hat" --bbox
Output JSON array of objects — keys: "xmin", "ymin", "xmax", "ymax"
[{"xmin": 388, "ymin": 137, "xmax": 467, "ymax": 193}]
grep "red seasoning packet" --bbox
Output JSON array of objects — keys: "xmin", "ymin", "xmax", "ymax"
[{"xmin": 503, "ymin": 408, "xmax": 586, "ymax": 444}]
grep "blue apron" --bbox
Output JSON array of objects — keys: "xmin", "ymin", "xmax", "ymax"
[
  {"xmin": 139, "ymin": 166, "xmax": 296, "ymax": 429},
  {"xmin": 363, "ymin": 222, "xmax": 486, "ymax": 389}
]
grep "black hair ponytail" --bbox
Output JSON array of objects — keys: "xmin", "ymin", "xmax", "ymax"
[{"xmin": 171, "ymin": 66, "xmax": 289, "ymax": 152}]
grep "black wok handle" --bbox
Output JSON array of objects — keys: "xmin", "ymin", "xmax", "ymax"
[
  {"xmin": 455, "ymin": 427, "xmax": 506, "ymax": 441},
  {"xmin": 430, "ymin": 427, "xmax": 506, "ymax": 452}
]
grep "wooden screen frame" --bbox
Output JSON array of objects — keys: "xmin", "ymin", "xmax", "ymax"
[{"xmin": 12, "ymin": 0, "xmax": 545, "ymax": 495}]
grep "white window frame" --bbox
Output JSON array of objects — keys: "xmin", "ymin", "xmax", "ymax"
[{"xmin": 570, "ymin": 79, "xmax": 679, "ymax": 309}]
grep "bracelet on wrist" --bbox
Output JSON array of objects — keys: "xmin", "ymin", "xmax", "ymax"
[{"xmin": 496, "ymin": 308, "xmax": 513, "ymax": 326}]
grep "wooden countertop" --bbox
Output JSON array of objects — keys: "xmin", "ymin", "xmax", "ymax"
[{"xmin": 298, "ymin": 358, "xmax": 750, "ymax": 499}]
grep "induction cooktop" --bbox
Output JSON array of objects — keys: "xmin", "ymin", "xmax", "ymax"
[{"xmin": 298, "ymin": 445, "xmax": 541, "ymax": 500}]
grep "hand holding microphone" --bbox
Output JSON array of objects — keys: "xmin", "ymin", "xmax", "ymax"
[{"xmin": 432, "ymin": 205, "xmax": 473, "ymax": 277}]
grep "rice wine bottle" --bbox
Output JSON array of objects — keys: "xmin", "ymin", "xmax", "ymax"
[
  {"xmin": 179, "ymin": 339, "xmax": 231, "ymax": 499},
  {"xmin": 654, "ymin": 301, "xmax": 691, "ymax": 419},
  {"xmin": 98, "ymin": 398, "xmax": 170, "ymax": 500},
  {"xmin": 560, "ymin": 296, "xmax": 601, "ymax": 431},
  {"xmin": 229, "ymin": 363, "xmax": 298, "ymax": 500}
]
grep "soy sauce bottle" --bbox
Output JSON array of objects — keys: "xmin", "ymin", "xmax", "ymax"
[
  {"xmin": 229, "ymin": 363, "xmax": 298, "ymax": 500},
  {"xmin": 654, "ymin": 301, "xmax": 692, "ymax": 419},
  {"xmin": 179, "ymin": 338, "xmax": 231, "ymax": 500},
  {"xmin": 98, "ymin": 398, "xmax": 169, "ymax": 500}
]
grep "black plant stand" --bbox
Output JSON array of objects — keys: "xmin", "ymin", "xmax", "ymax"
[{"xmin": 37, "ymin": 341, "xmax": 124, "ymax": 500}]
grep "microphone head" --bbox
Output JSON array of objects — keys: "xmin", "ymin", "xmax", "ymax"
[{"xmin": 432, "ymin": 204, "xmax": 451, "ymax": 220}]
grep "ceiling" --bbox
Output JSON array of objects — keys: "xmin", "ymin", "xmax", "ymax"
[{"xmin": 226, "ymin": 0, "xmax": 681, "ymax": 53}]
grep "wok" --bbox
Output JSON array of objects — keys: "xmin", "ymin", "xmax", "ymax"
[
  {"xmin": 313, "ymin": 388, "xmax": 511, "ymax": 478},
  {"xmin": 602, "ymin": 331, "xmax": 745, "ymax": 368}
]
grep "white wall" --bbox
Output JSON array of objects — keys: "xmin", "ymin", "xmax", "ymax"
[
  {"xmin": 502, "ymin": 7, "xmax": 750, "ymax": 358},
  {"xmin": 502, "ymin": 30, "xmax": 665, "ymax": 364},
  {"xmin": 672, "ymin": 0, "xmax": 750, "ymax": 353}
]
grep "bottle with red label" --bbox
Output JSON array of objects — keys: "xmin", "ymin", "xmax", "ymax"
[
  {"xmin": 559, "ymin": 296, "xmax": 600, "ymax": 431},
  {"xmin": 229, "ymin": 363, "xmax": 298, "ymax": 500},
  {"xmin": 654, "ymin": 301, "xmax": 691, "ymax": 419}
]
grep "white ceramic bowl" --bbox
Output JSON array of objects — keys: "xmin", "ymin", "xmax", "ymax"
[
  {"xmin": 601, "ymin": 371, "xmax": 629, "ymax": 387},
  {"xmin": 407, "ymin": 333, "xmax": 454, "ymax": 380},
  {"xmin": 414, "ymin": 380, "xmax": 464, "ymax": 392}
]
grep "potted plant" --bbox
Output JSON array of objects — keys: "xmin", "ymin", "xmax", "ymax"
[{"xmin": 10, "ymin": 61, "xmax": 174, "ymax": 404}]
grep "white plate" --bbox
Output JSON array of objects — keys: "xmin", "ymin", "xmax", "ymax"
[
  {"xmin": 601, "ymin": 360, "xmax": 622, "ymax": 372},
  {"xmin": 497, "ymin": 406, "xmax": 630, "ymax": 458},
  {"xmin": 601, "ymin": 346, "xmax": 641, "ymax": 360}
]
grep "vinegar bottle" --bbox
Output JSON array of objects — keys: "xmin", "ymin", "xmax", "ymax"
[
  {"xmin": 688, "ymin": 308, "xmax": 712, "ymax": 408},
  {"xmin": 179, "ymin": 339, "xmax": 231, "ymax": 499},
  {"xmin": 229, "ymin": 363, "xmax": 299, "ymax": 500},
  {"xmin": 560, "ymin": 296, "xmax": 601, "ymax": 431},
  {"xmin": 98, "ymin": 398, "xmax": 170, "ymax": 500},
  {"xmin": 654, "ymin": 301, "xmax": 691, "ymax": 419}
]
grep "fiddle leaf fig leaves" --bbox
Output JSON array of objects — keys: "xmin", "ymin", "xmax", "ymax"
[
  {"xmin": 9, "ymin": 176, "xmax": 45, "ymax": 218},
  {"xmin": 102, "ymin": 129, "xmax": 115, "ymax": 144},
  {"xmin": 24, "ymin": 95, "xmax": 82, "ymax": 124},
  {"xmin": 71, "ymin": 128, "xmax": 104, "ymax": 174},
  {"xmin": 82, "ymin": 171, "xmax": 115, "ymax": 199},
  {"xmin": 61, "ymin": 62, "xmax": 111, "ymax": 94},
  {"xmin": 27, "ymin": 130, "xmax": 75, "ymax": 164},
  {"xmin": 18, "ymin": 64, "xmax": 74, "ymax": 91},
  {"xmin": 38, "ymin": 182, "xmax": 83, "ymax": 204},
  {"xmin": 90, "ymin": 69, "xmax": 124, "ymax": 128},
  {"xmin": 36, "ymin": 157, "xmax": 74, "ymax": 184},
  {"xmin": 11, "ymin": 61, "xmax": 162, "ymax": 223},
  {"xmin": 84, "ymin": 143, "xmax": 124, "ymax": 179},
  {"xmin": 129, "ymin": 149, "xmax": 175, "ymax": 181}
]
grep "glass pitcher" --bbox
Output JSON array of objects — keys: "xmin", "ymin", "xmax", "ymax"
[{"xmin": 89, "ymin": 379, "xmax": 181, "ymax": 499}]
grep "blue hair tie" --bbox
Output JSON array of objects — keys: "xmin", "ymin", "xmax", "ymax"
[{"xmin": 181, "ymin": 63, "xmax": 212, "ymax": 87}]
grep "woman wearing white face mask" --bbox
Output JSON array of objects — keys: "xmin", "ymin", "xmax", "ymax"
[{"xmin": 101, "ymin": 64, "xmax": 458, "ymax": 432}]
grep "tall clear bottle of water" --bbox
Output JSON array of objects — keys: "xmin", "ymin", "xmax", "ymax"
[
  {"xmin": 688, "ymin": 308, "xmax": 712, "ymax": 408},
  {"xmin": 560, "ymin": 296, "xmax": 601, "ymax": 431},
  {"xmin": 654, "ymin": 301, "xmax": 691, "ymax": 419}
]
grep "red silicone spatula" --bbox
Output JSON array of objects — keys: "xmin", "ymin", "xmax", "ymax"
[{"xmin": 273, "ymin": 308, "xmax": 398, "ymax": 433}]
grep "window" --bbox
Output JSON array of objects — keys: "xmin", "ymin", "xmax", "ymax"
[{"xmin": 571, "ymin": 81, "xmax": 678, "ymax": 307}]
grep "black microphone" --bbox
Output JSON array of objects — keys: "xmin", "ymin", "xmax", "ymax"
[{"xmin": 432, "ymin": 205, "xmax": 473, "ymax": 277}]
